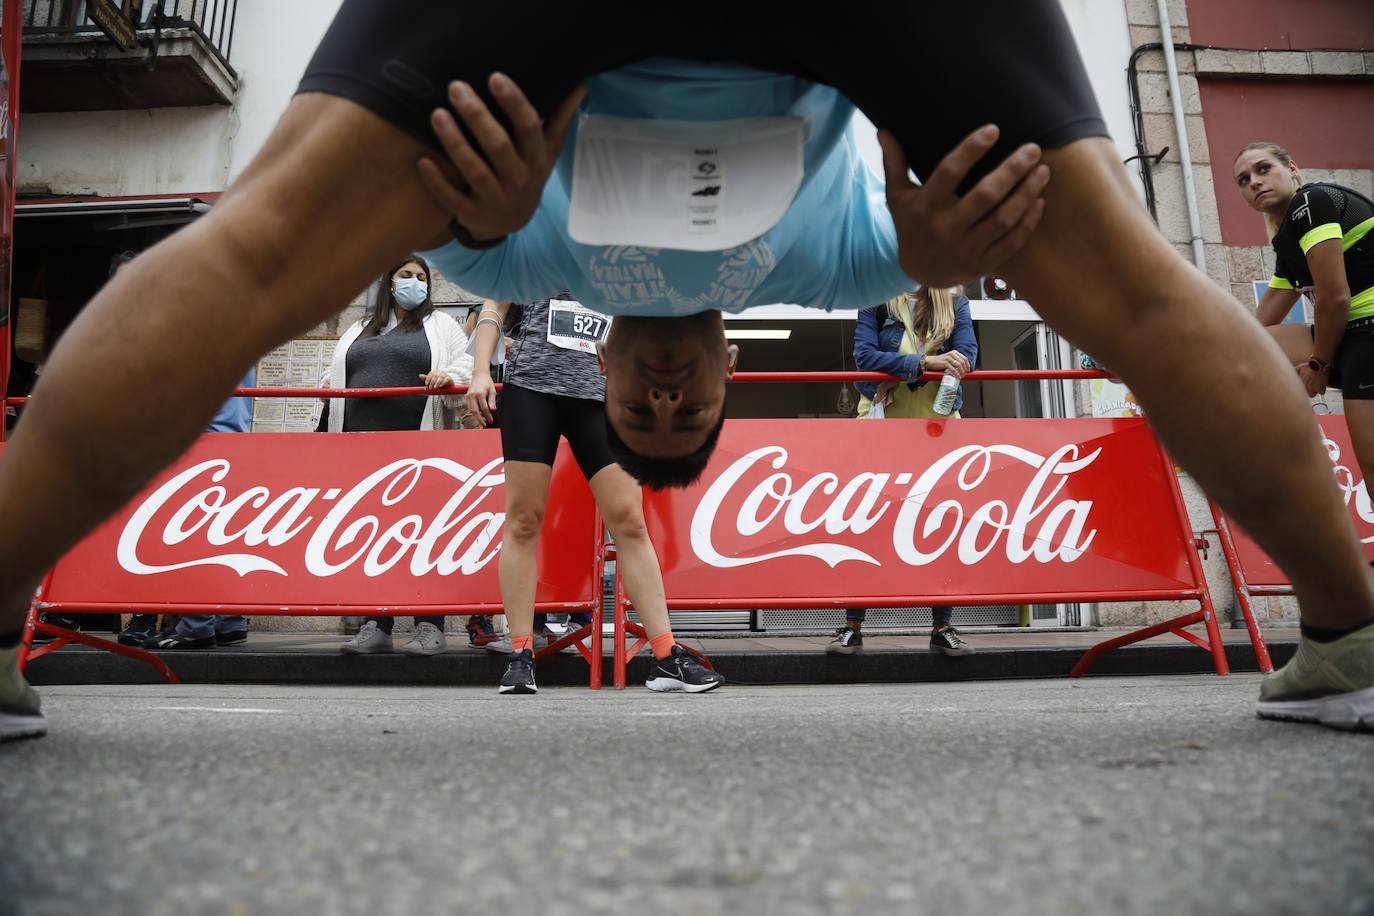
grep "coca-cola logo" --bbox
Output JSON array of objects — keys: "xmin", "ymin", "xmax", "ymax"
[
  {"xmin": 117, "ymin": 457, "xmax": 506, "ymax": 578},
  {"xmin": 691, "ymin": 444, "xmax": 1101, "ymax": 569},
  {"xmin": 1323, "ymin": 434, "xmax": 1374, "ymax": 542}
]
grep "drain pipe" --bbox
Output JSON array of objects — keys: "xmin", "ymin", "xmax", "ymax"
[{"xmin": 1156, "ymin": 0, "xmax": 1207, "ymax": 273}]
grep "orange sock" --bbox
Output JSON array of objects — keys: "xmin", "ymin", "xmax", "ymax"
[
  {"xmin": 511, "ymin": 635, "xmax": 534, "ymax": 652},
  {"xmin": 650, "ymin": 633, "xmax": 678, "ymax": 660}
]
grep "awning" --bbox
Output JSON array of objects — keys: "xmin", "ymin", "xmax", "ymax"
[{"xmin": 14, "ymin": 192, "xmax": 219, "ymax": 227}]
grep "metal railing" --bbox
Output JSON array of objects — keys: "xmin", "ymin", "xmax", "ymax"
[{"xmin": 23, "ymin": 0, "xmax": 237, "ymax": 74}]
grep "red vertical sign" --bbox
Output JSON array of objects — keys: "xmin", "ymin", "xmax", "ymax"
[{"xmin": 0, "ymin": 1, "xmax": 21, "ymax": 439}]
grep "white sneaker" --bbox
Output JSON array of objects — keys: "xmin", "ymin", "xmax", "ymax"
[
  {"xmin": 400, "ymin": 622, "xmax": 447, "ymax": 657},
  {"xmin": 340, "ymin": 620, "xmax": 392, "ymax": 655},
  {"xmin": 1, "ymin": 643, "xmax": 47, "ymax": 742},
  {"xmin": 483, "ymin": 635, "xmax": 513, "ymax": 656}
]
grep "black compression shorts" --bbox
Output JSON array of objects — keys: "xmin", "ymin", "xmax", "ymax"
[
  {"xmin": 298, "ymin": 1, "xmax": 1108, "ymax": 190},
  {"xmin": 1326, "ymin": 319, "xmax": 1374, "ymax": 401},
  {"xmin": 496, "ymin": 383, "xmax": 615, "ymax": 479}
]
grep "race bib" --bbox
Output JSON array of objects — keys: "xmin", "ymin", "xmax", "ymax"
[
  {"xmin": 547, "ymin": 300, "xmax": 611, "ymax": 354},
  {"xmin": 567, "ymin": 113, "xmax": 805, "ymax": 252}
]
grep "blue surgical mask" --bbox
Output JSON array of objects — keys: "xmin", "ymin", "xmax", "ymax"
[{"xmin": 393, "ymin": 278, "xmax": 428, "ymax": 310}]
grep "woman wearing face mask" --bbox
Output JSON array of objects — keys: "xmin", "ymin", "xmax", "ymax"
[{"xmin": 323, "ymin": 255, "xmax": 476, "ymax": 656}]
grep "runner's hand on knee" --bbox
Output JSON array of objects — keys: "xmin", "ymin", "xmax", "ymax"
[
  {"xmin": 418, "ymin": 74, "xmax": 586, "ymax": 244},
  {"xmin": 880, "ymin": 125, "xmax": 1050, "ymax": 288}
]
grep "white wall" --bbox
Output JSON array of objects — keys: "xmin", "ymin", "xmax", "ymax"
[
  {"xmin": 853, "ymin": 0, "xmax": 1139, "ymax": 192},
  {"xmin": 18, "ymin": 0, "xmax": 341, "ymax": 196},
  {"xmin": 21, "ymin": 0, "xmax": 1139, "ymax": 198}
]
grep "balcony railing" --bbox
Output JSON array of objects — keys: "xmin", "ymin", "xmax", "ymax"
[
  {"xmin": 24, "ymin": 0, "xmax": 237, "ymax": 76},
  {"xmin": 19, "ymin": 0, "xmax": 238, "ymax": 111}
]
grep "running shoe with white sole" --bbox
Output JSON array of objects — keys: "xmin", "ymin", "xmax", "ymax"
[
  {"xmin": 1256, "ymin": 622, "xmax": 1374, "ymax": 731},
  {"xmin": 645, "ymin": 645, "xmax": 724, "ymax": 693},
  {"xmin": 499, "ymin": 649, "xmax": 537, "ymax": 694},
  {"xmin": 0, "ymin": 643, "xmax": 47, "ymax": 743}
]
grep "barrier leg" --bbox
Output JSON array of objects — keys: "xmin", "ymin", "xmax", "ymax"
[
  {"xmin": 590, "ymin": 605, "xmax": 602, "ymax": 690},
  {"xmin": 1070, "ymin": 609, "xmax": 1206, "ymax": 677},
  {"xmin": 613, "ymin": 572, "xmax": 627, "ymax": 690},
  {"xmin": 1158, "ymin": 436, "xmax": 1229, "ymax": 676},
  {"xmin": 1207, "ymin": 499, "xmax": 1274, "ymax": 674},
  {"xmin": 23, "ymin": 619, "xmax": 181, "ymax": 684}
]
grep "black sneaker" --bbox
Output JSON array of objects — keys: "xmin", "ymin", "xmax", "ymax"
[
  {"xmin": 498, "ymin": 648, "xmax": 538, "ymax": 695},
  {"xmin": 646, "ymin": 645, "xmax": 724, "ymax": 693},
  {"xmin": 825, "ymin": 626, "xmax": 863, "ymax": 655},
  {"xmin": 215, "ymin": 630, "xmax": 248, "ymax": 647},
  {"xmin": 31, "ymin": 614, "xmax": 79, "ymax": 645},
  {"xmin": 930, "ymin": 626, "xmax": 974, "ymax": 657},
  {"xmin": 141, "ymin": 631, "xmax": 216, "ymax": 651},
  {"xmin": 117, "ymin": 614, "xmax": 158, "ymax": 647}
]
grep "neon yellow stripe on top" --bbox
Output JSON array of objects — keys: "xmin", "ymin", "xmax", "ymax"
[
  {"xmin": 1300, "ymin": 222, "xmax": 1344, "ymax": 254},
  {"xmin": 1268, "ymin": 275, "xmax": 1295, "ymax": 290},
  {"xmin": 1344, "ymin": 215, "xmax": 1374, "ymax": 252},
  {"xmin": 1349, "ymin": 286, "xmax": 1374, "ymax": 321}
]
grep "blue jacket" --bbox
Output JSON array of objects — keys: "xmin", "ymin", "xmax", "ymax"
[
  {"xmin": 207, "ymin": 369, "xmax": 256, "ymax": 433},
  {"xmin": 853, "ymin": 294, "xmax": 977, "ymax": 413}
]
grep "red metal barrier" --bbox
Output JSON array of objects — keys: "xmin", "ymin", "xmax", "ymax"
[
  {"xmin": 1204, "ymin": 415, "xmax": 1374, "ymax": 674},
  {"xmin": 11, "ymin": 368, "xmax": 1267, "ymax": 690},
  {"xmin": 13, "ymin": 429, "xmax": 606, "ymax": 686},
  {"xmin": 612, "ymin": 405, "xmax": 1234, "ymax": 687}
]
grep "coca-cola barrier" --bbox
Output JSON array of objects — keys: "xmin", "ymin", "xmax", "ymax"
[
  {"xmin": 11, "ymin": 372, "xmax": 1287, "ymax": 689},
  {"xmin": 610, "ymin": 416, "xmax": 1237, "ymax": 687},
  {"xmin": 13, "ymin": 432, "xmax": 608, "ymax": 685},
  {"xmin": 1199, "ymin": 416, "xmax": 1374, "ymax": 674}
]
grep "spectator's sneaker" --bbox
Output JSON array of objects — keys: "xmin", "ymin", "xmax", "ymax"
[
  {"xmin": 1257, "ymin": 623, "xmax": 1374, "ymax": 731},
  {"xmin": 117, "ymin": 614, "xmax": 158, "ymax": 647},
  {"xmin": 142, "ymin": 631, "xmax": 216, "ymax": 650},
  {"xmin": 545, "ymin": 624, "xmax": 592, "ymax": 655},
  {"xmin": 400, "ymin": 622, "xmax": 447, "ymax": 657},
  {"xmin": 215, "ymin": 630, "xmax": 248, "ymax": 647},
  {"xmin": 646, "ymin": 645, "xmax": 724, "ymax": 693},
  {"xmin": 465, "ymin": 615, "xmax": 502, "ymax": 650},
  {"xmin": 483, "ymin": 635, "xmax": 513, "ymax": 656},
  {"xmin": 930, "ymin": 626, "xmax": 975, "ymax": 657},
  {"xmin": 339, "ymin": 620, "xmax": 392, "ymax": 655},
  {"xmin": 826, "ymin": 626, "xmax": 863, "ymax": 655},
  {"xmin": 0, "ymin": 644, "xmax": 46, "ymax": 743},
  {"xmin": 531, "ymin": 631, "xmax": 551, "ymax": 651},
  {"xmin": 499, "ymin": 649, "xmax": 537, "ymax": 694}
]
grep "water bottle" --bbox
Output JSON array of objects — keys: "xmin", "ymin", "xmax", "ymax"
[{"xmin": 931, "ymin": 370, "xmax": 960, "ymax": 416}]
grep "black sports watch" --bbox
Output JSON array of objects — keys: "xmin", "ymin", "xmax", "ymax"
[{"xmin": 450, "ymin": 219, "xmax": 505, "ymax": 251}]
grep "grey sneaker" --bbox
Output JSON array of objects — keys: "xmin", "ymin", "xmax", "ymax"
[
  {"xmin": 545, "ymin": 623, "xmax": 593, "ymax": 655},
  {"xmin": 400, "ymin": 622, "xmax": 447, "ymax": 657},
  {"xmin": 483, "ymin": 634, "xmax": 513, "ymax": 656},
  {"xmin": 340, "ymin": 620, "xmax": 392, "ymax": 655},
  {"xmin": 1, "ymin": 643, "xmax": 47, "ymax": 743},
  {"xmin": 1257, "ymin": 622, "xmax": 1374, "ymax": 731}
]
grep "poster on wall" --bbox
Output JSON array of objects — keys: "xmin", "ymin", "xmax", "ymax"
[{"xmin": 253, "ymin": 337, "xmax": 335, "ymax": 432}]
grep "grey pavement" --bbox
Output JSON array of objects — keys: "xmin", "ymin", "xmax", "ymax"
[{"xmin": 2, "ymin": 677, "xmax": 1371, "ymax": 916}]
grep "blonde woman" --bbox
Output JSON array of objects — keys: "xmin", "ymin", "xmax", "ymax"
[{"xmin": 827, "ymin": 287, "xmax": 979, "ymax": 657}]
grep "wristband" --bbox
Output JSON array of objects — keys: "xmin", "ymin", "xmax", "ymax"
[
  {"xmin": 1307, "ymin": 355, "xmax": 1332, "ymax": 372},
  {"xmin": 450, "ymin": 219, "xmax": 505, "ymax": 250}
]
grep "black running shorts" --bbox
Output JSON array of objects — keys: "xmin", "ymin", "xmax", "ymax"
[
  {"xmin": 496, "ymin": 383, "xmax": 615, "ymax": 479},
  {"xmin": 1331, "ymin": 319, "xmax": 1374, "ymax": 401},
  {"xmin": 298, "ymin": 1, "xmax": 1108, "ymax": 189}
]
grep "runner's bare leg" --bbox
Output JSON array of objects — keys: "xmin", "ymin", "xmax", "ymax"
[
  {"xmin": 0, "ymin": 94, "xmax": 454, "ymax": 632},
  {"xmin": 997, "ymin": 138, "xmax": 1374, "ymax": 629}
]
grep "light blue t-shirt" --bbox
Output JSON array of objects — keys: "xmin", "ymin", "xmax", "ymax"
[{"xmin": 423, "ymin": 59, "xmax": 911, "ymax": 316}]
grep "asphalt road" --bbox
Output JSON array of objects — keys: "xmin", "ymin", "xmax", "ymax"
[{"xmin": 2, "ymin": 677, "xmax": 1371, "ymax": 916}]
